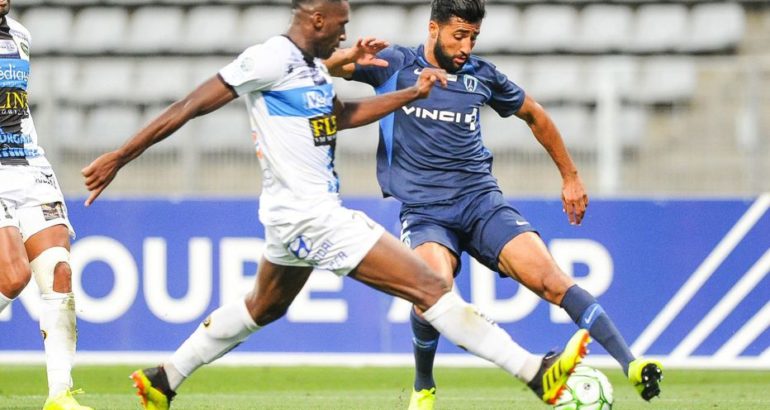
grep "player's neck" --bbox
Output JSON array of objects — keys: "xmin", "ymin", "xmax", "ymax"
[
  {"xmin": 422, "ymin": 42, "xmax": 440, "ymax": 68},
  {"xmin": 285, "ymin": 28, "xmax": 316, "ymax": 60}
]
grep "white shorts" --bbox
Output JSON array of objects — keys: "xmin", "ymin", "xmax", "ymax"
[
  {"xmin": 263, "ymin": 205, "xmax": 385, "ymax": 276},
  {"xmin": 0, "ymin": 165, "xmax": 74, "ymax": 241}
]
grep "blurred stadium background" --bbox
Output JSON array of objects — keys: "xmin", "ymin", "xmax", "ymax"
[{"xmin": 10, "ymin": 0, "xmax": 770, "ymax": 198}]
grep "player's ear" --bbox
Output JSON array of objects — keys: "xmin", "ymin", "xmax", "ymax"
[
  {"xmin": 428, "ymin": 21, "xmax": 439, "ymax": 40},
  {"xmin": 312, "ymin": 11, "xmax": 325, "ymax": 30}
]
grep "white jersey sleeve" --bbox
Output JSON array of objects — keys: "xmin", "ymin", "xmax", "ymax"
[{"xmin": 219, "ymin": 44, "xmax": 285, "ymax": 96}]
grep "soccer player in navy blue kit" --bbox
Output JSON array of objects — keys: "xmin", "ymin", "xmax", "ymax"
[{"xmin": 326, "ymin": 0, "xmax": 663, "ymax": 408}]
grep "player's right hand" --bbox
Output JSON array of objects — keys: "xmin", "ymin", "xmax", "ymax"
[
  {"xmin": 413, "ymin": 68, "xmax": 447, "ymax": 99},
  {"xmin": 81, "ymin": 150, "xmax": 124, "ymax": 206}
]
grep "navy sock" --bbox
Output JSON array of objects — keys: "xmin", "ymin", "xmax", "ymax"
[
  {"xmin": 561, "ymin": 285, "xmax": 635, "ymax": 375},
  {"xmin": 410, "ymin": 307, "xmax": 440, "ymax": 391}
]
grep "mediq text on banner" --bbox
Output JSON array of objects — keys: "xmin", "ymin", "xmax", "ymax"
[{"xmin": 1, "ymin": 197, "xmax": 768, "ymax": 364}]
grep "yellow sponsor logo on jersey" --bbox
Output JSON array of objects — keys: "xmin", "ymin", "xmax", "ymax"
[{"xmin": 309, "ymin": 114, "xmax": 337, "ymax": 146}]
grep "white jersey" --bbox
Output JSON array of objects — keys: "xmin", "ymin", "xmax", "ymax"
[
  {"xmin": 0, "ymin": 16, "xmax": 48, "ymax": 168},
  {"xmin": 219, "ymin": 36, "xmax": 341, "ymax": 225}
]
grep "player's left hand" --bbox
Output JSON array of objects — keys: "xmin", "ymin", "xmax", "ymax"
[
  {"xmin": 413, "ymin": 68, "xmax": 448, "ymax": 99},
  {"xmin": 562, "ymin": 175, "xmax": 588, "ymax": 225},
  {"xmin": 344, "ymin": 37, "xmax": 390, "ymax": 67},
  {"xmin": 81, "ymin": 150, "xmax": 125, "ymax": 206}
]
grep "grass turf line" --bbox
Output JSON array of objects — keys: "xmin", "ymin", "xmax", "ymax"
[{"xmin": 1, "ymin": 365, "xmax": 768, "ymax": 409}]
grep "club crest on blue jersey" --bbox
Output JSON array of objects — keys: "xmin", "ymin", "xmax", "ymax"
[
  {"xmin": 463, "ymin": 75, "xmax": 478, "ymax": 92},
  {"xmin": 288, "ymin": 235, "xmax": 313, "ymax": 259}
]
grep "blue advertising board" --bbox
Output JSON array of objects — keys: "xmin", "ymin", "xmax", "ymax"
[{"xmin": 1, "ymin": 196, "xmax": 768, "ymax": 366}]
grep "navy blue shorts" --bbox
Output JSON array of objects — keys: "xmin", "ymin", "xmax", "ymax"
[{"xmin": 399, "ymin": 190, "xmax": 537, "ymax": 275}]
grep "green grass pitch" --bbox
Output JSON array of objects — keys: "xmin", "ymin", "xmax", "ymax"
[{"xmin": 1, "ymin": 365, "xmax": 768, "ymax": 409}]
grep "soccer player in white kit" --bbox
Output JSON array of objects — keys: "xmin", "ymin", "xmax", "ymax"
[
  {"xmin": 0, "ymin": 1, "xmax": 92, "ymax": 409},
  {"xmin": 82, "ymin": 0, "xmax": 590, "ymax": 408}
]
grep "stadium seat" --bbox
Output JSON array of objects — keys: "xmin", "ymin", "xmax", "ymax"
[
  {"xmin": 523, "ymin": 57, "xmax": 582, "ymax": 103},
  {"xmin": 684, "ymin": 3, "xmax": 746, "ymax": 52},
  {"xmin": 30, "ymin": 57, "xmax": 78, "ymax": 100},
  {"xmin": 82, "ymin": 106, "xmax": 143, "ymax": 150},
  {"xmin": 337, "ymin": 122, "xmax": 379, "ymax": 155},
  {"xmin": 575, "ymin": 5, "xmax": 633, "ymax": 53},
  {"xmin": 632, "ymin": 57, "xmax": 697, "ymax": 104},
  {"xmin": 74, "ymin": 59, "xmax": 135, "ymax": 103},
  {"xmin": 189, "ymin": 57, "xmax": 230, "ymax": 86},
  {"xmin": 629, "ymin": 4, "xmax": 688, "ymax": 53},
  {"xmin": 182, "ymin": 6, "xmax": 240, "ymax": 53},
  {"xmin": 133, "ymin": 58, "xmax": 190, "ymax": 104},
  {"xmin": 489, "ymin": 56, "xmax": 526, "ymax": 87},
  {"xmin": 27, "ymin": 57, "xmax": 52, "ymax": 101},
  {"xmin": 402, "ymin": 5, "xmax": 431, "ymax": 47},
  {"xmin": 333, "ymin": 78, "xmax": 375, "ymax": 100},
  {"xmin": 519, "ymin": 5, "xmax": 577, "ymax": 53},
  {"xmin": 547, "ymin": 105, "xmax": 594, "ymax": 153},
  {"xmin": 237, "ymin": 6, "xmax": 293, "ymax": 50},
  {"xmin": 50, "ymin": 107, "xmax": 85, "ymax": 150},
  {"xmin": 479, "ymin": 106, "xmax": 537, "ymax": 153},
  {"xmin": 617, "ymin": 106, "xmax": 647, "ymax": 149},
  {"xmin": 192, "ymin": 103, "xmax": 252, "ymax": 152},
  {"xmin": 347, "ymin": 6, "xmax": 410, "ymax": 46},
  {"xmin": 19, "ymin": 8, "xmax": 74, "ymax": 54},
  {"xmin": 71, "ymin": 7, "xmax": 129, "ymax": 54},
  {"xmin": 582, "ymin": 56, "xmax": 638, "ymax": 103},
  {"xmin": 123, "ymin": 7, "xmax": 185, "ymax": 53},
  {"xmin": 472, "ymin": 5, "xmax": 521, "ymax": 54}
]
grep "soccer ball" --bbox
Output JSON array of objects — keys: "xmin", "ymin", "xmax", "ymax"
[{"xmin": 553, "ymin": 365, "xmax": 614, "ymax": 410}]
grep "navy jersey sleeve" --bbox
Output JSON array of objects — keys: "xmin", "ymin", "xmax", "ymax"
[
  {"xmin": 350, "ymin": 46, "xmax": 408, "ymax": 88},
  {"xmin": 487, "ymin": 68, "xmax": 526, "ymax": 118}
]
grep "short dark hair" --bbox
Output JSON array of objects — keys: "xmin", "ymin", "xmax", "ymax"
[
  {"xmin": 291, "ymin": 0, "xmax": 344, "ymax": 9},
  {"xmin": 430, "ymin": 0, "xmax": 485, "ymax": 24}
]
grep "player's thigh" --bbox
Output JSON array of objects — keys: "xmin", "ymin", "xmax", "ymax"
[
  {"xmin": 350, "ymin": 232, "xmax": 449, "ymax": 311},
  {"xmin": 24, "ymin": 224, "xmax": 71, "ymax": 260},
  {"xmin": 414, "ymin": 242, "xmax": 457, "ymax": 284},
  {"xmin": 498, "ymin": 232, "xmax": 574, "ymax": 303},
  {"xmin": 245, "ymin": 258, "xmax": 313, "ymax": 326},
  {"xmin": 0, "ymin": 226, "xmax": 31, "ymax": 293}
]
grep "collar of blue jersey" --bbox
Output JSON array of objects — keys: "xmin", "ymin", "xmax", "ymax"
[
  {"xmin": 0, "ymin": 17, "xmax": 9, "ymax": 33},
  {"xmin": 415, "ymin": 44, "xmax": 476, "ymax": 75}
]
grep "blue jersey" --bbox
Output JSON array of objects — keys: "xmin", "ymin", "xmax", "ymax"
[{"xmin": 351, "ymin": 45, "xmax": 525, "ymax": 205}]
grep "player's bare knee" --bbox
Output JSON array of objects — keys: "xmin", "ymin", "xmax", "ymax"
[
  {"xmin": 51, "ymin": 261, "xmax": 73, "ymax": 293},
  {"xmin": 29, "ymin": 247, "xmax": 70, "ymax": 295}
]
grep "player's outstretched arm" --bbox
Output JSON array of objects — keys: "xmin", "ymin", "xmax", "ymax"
[
  {"xmin": 515, "ymin": 95, "xmax": 589, "ymax": 225},
  {"xmin": 335, "ymin": 67, "xmax": 446, "ymax": 130},
  {"xmin": 81, "ymin": 75, "xmax": 237, "ymax": 206},
  {"xmin": 324, "ymin": 37, "xmax": 389, "ymax": 78}
]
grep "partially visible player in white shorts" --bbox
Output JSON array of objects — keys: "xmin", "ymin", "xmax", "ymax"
[
  {"xmin": 0, "ymin": 8, "xmax": 92, "ymax": 410},
  {"xmin": 0, "ymin": 165, "xmax": 74, "ymax": 240}
]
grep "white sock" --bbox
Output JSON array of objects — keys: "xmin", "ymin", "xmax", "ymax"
[
  {"xmin": 39, "ymin": 292, "xmax": 76, "ymax": 397},
  {"xmin": 0, "ymin": 291, "xmax": 11, "ymax": 314},
  {"xmin": 422, "ymin": 292, "xmax": 540, "ymax": 382},
  {"xmin": 168, "ymin": 299, "xmax": 260, "ymax": 390}
]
